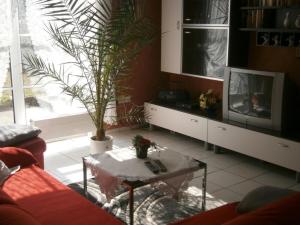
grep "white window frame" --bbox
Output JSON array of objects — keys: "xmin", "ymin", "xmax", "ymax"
[{"xmin": 6, "ymin": 0, "xmax": 94, "ymax": 140}]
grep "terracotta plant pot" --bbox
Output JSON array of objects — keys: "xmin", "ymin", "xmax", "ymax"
[{"xmin": 135, "ymin": 146, "xmax": 148, "ymax": 159}]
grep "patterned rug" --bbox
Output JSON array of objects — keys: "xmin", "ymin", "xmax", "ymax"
[{"xmin": 68, "ymin": 179, "xmax": 205, "ymax": 225}]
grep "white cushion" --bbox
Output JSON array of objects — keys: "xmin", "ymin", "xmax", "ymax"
[{"xmin": 0, "ymin": 160, "xmax": 20, "ymax": 185}]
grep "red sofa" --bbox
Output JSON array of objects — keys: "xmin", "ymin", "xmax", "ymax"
[
  {"xmin": 1, "ymin": 147, "xmax": 300, "ymax": 225},
  {"xmin": 0, "ymin": 147, "xmax": 124, "ymax": 225},
  {"xmin": 14, "ymin": 137, "xmax": 46, "ymax": 169},
  {"xmin": 0, "ymin": 125, "xmax": 46, "ymax": 169},
  {"xmin": 170, "ymin": 191, "xmax": 300, "ymax": 225}
]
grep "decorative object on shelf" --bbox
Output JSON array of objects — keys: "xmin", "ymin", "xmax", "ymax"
[
  {"xmin": 257, "ymin": 32, "xmax": 298, "ymax": 47},
  {"xmin": 256, "ymin": 10, "xmax": 264, "ymax": 28},
  {"xmin": 267, "ymin": 0, "xmax": 274, "ymax": 7},
  {"xmin": 132, "ymin": 135, "xmax": 156, "ymax": 159},
  {"xmin": 199, "ymin": 89, "xmax": 219, "ymax": 116},
  {"xmin": 271, "ymin": 33, "xmax": 280, "ymax": 46},
  {"xmin": 283, "ymin": 11, "xmax": 291, "ymax": 28},
  {"xmin": 287, "ymin": 34, "xmax": 295, "ymax": 47},
  {"xmin": 261, "ymin": 0, "xmax": 267, "ymax": 7},
  {"xmin": 261, "ymin": 32, "xmax": 270, "ymax": 45},
  {"xmin": 295, "ymin": 14, "xmax": 300, "ymax": 28}
]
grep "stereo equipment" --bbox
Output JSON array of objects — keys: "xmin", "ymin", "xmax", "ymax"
[{"xmin": 158, "ymin": 90, "xmax": 189, "ymax": 104}]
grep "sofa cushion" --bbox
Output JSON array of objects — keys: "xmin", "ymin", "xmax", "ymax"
[
  {"xmin": 0, "ymin": 204, "xmax": 41, "ymax": 225},
  {"xmin": 236, "ymin": 186, "xmax": 296, "ymax": 213},
  {"xmin": 0, "ymin": 147, "xmax": 38, "ymax": 168},
  {"xmin": 0, "ymin": 124, "xmax": 41, "ymax": 147},
  {"xmin": 223, "ymin": 192, "xmax": 300, "ymax": 225},
  {"xmin": 2, "ymin": 166, "xmax": 124, "ymax": 225},
  {"xmin": 169, "ymin": 202, "xmax": 239, "ymax": 225}
]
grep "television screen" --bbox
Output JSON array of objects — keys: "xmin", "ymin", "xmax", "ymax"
[{"xmin": 229, "ymin": 72, "xmax": 273, "ymax": 119}]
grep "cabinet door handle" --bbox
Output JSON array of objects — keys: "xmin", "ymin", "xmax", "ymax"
[
  {"xmin": 190, "ymin": 119, "xmax": 198, "ymax": 123},
  {"xmin": 176, "ymin": 20, "xmax": 180, "ymax": 30},
  {"xmin": 217, "ymin": 126, "xmax": 227, "ymax": 131},
  {"xmin": 150, "ymin": 108, "xmax": 157, "ymax": 111},
  {"xmin": 278, "ymin": 143, "xmax": 289, "ymax": 148}
]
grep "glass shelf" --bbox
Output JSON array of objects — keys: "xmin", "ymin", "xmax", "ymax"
[
  {"xmin": 240, "ymin": 6, "xmax": 300, "ymax": 10},
  {"xmin": 240, "ymin": 27, "xmax": 300, "ymax": 32}
]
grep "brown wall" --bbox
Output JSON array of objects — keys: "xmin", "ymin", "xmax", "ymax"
[
  {"xmin": 248, "ymin": 33, "xmax": 300, "ymax": 87},
  {"xmin": 130, "ymin": 0, "xmax": 166, "ymax": 105},
  {"xmin": 164, "ymin": 73, "xmax": 223, "ymax": 100}
]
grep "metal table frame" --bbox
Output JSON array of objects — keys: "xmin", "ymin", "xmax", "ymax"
[{"xmin": 82, "ymin": 157, "xmax": 207, "ymax": 225}]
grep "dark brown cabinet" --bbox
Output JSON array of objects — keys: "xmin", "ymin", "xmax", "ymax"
[{"xmin": 240, "ymin": 0, "xmax": 300, "ymax": 47}]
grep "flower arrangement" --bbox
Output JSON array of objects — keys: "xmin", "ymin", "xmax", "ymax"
[
  {"xmin": 199, "ymin": 89, "xmax": 217, "ymax": 110},
  {"xmin": 132, "ymin": 135, "xmax": 156, "ymax": 159},
  {"xmin": 199, "ymin": 89, "xmax": 220, "ymax": 117}
]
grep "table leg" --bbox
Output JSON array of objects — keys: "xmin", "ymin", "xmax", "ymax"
[
  {"xmin": 202, "ymin": 165, "xmax": 207, "ymax": 211},
  {"xmin": 129, "ymin": 186, "xmax": 134, "ymax": 225},
  {"xmin": 82, "ymin": 158, "xmax": 88, "ymax": 197}
]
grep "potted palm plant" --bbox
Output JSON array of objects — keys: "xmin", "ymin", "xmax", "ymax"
[{"xmin": 24, "ymin": 0, "xmax": 156, "ymax": 153}]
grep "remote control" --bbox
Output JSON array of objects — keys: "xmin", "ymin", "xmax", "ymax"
[
  {"xmin": 144, "ymin": 161, "xmax": 159, "ymax": 174},
  {"xmin": 153, "ymin": 159, "xmax": 167, "ymax": 172}
]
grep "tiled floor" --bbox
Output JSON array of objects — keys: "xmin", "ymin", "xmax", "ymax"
[{"xmin": 45, "ymin": 127, "xmax": 299, "ymax": 208}]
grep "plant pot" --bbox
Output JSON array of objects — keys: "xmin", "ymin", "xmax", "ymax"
[
  {"xmin": 135, "ymin": 146, "xmax": 148, "ymax": 159},
  {"xmin": 90, "ymin": 135, "xmax": 113, "ymax": 154}
]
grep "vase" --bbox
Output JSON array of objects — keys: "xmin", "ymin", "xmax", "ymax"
[
  {"xmin": 295, "ymin": 15, "xmax": 300, "ymax": 29},
  {"xmin": 283, "ymin": 12, "xmax": 291, "ymax": 28},
  {"xmin": 136, "ymin": 146, "xmax": 148, "ymax": 159}
]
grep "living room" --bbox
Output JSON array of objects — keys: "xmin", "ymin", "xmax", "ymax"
[{"xmin": 1, "ymin": 0, "xmax": 300, "ymax": 225}]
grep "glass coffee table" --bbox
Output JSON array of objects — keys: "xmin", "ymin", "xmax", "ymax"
[{"xmin": 82, "ymin": 148, "xmax": 207, "ymax": 225}]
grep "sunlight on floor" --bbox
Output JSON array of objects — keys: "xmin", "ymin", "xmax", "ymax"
[{"xmin": 44, "ymin": 127, "xmax": 300, "ymax": 207}]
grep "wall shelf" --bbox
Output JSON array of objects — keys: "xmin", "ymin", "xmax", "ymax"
[
  {"xmin": 240, "ymin": 6, "xmax": 300, "ymax": 10},
  {"xmin": 240, "ymin": 1, "xmax": 300, "ymax": 48},
  {"xmin": 240, "ymin": 28, "xmax": 300, "ymax": 32}
]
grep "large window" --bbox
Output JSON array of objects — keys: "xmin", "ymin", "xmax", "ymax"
[
  {"xmin": 0, "ymin": 0, "xmax": 14, "ymax": 124},
  {"xmin": 1, "ymin": 0, "xmax": 86, "ymax": 126}
]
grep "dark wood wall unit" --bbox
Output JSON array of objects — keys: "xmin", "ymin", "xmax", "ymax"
[
  {"xmin": 228, "ymin": 0, "xmax": 249, "ymax": 68},
  {"xmin": 248, "ymin": 33, "xmax": 300, "ymax": 87},
  {"xmin": 130, "ymin": 0, "xmax": 299, "ymax": 106}
]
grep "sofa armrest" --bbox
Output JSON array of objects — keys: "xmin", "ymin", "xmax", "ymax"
[
  {"xmin": 0, "ymin": 147, "xmax": 38, "ymax": 168},
  {"xmin": 15, "ymin": 137, "xmax": 46, "ymax": 168}
]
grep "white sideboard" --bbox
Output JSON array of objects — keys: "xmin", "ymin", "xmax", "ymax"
[
  {"xmin": 208, "ymin": 120, "xmax": 300, "ymax": 173},
  {"xmin": 144, "ymin": 102, "xmax": 300, "ymax": 180},
  {"xmin": 144, "ymin": 102, "xmax": 207, "ymax": 141}
]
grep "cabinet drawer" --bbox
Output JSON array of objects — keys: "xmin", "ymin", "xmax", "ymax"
[
  {"xmin": 208, "ymin": 120, "xmax": 300, "ymax": 171},
  {"xmin": 144, "ymin": 103, "xmax": 177, "ymax": 131},
  {"xmin": 253, "ymin": 134, "xmax": 300, "ymax": 172},
  {"xmin": 176, "ymin": 111, "xmax": 207, "ymax": 141},
  {"xmin": 144, "ymin": 103, "xmax": 207, "ymax": 142},
  {"xmin": 208, "ymin": 120, "xmax": 249, "ymax": 154}
]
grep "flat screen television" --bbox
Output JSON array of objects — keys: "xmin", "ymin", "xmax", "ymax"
[{"xmin": 223, "ymin": 67, "xmax": 285, "ymax": 131}]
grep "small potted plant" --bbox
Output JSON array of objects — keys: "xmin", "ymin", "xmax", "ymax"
[{"xmin": 132, "ymin": 135, "xmax": 155, "ymax": 159}]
